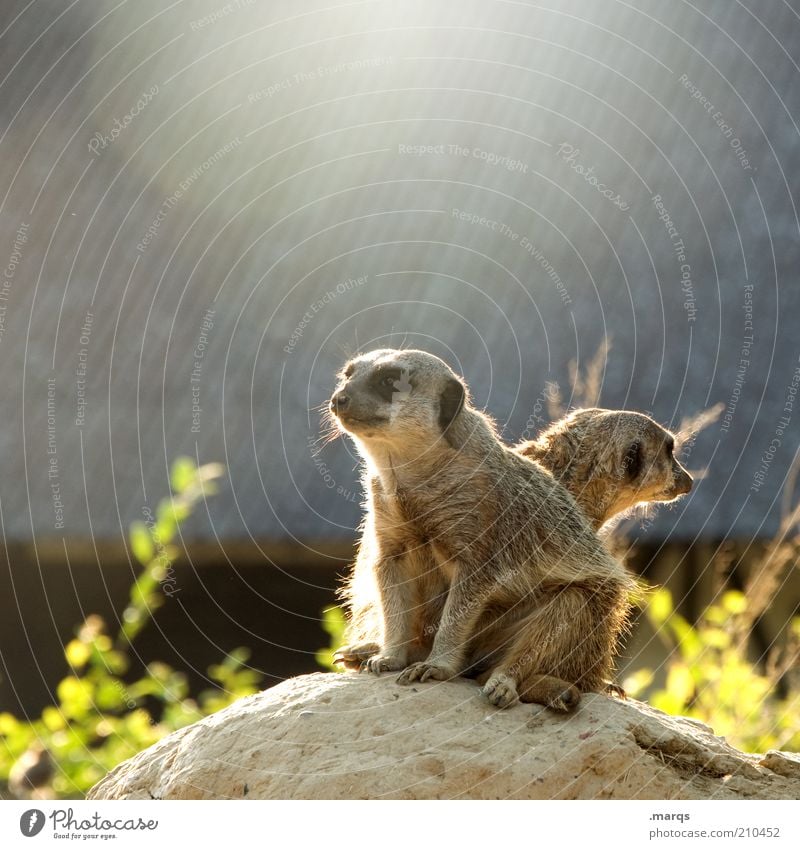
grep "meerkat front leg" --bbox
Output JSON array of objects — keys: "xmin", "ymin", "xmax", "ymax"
[
  {"xmin": 362, "ymin": 554, "xmax": 416, "ymax": 674},
  {"xmin": 396, "ymin": 565, "xmax": 486, "ymax": 684},
  {"xmin": 332, "ymin": 642, "xmax": 380, "ymax": 670}
]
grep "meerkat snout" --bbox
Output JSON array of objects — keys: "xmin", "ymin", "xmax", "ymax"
[
  {"xmin": 670, "ymin": 464, "xmax": 693, "ymax": 496},
  {"xmin": 615, "ymin": 419, "xmax": 695, "ymax": 508},
  {"xmin": 330, "ymin": 390, "xmax": 347, "ymax": 409},
  {"xmin": 651, "ymin": 432, "xmax": 693, "ymax": 500},
  {"xmin": 330, "ymin": 390, "xmax": 350, "ymax": 413}
]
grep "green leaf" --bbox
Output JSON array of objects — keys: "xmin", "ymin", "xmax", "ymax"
[
  {"xmin": 721, "ymin": 590, "xmax": 748, "ymax": 615},
  {"xmin": 700, "ymin": 626, "xmax": 731, "ymax": 649},
  {"xmin": 666, "ymin": 663, "xmax": 695, "ymax": 706},
  {"xmin": 669, "ymin": 614, "xmax": 703, "ymax": 661},
  {"xmin": 41, "ymin": 706, "xmax": 65, "ymax": 732},
  {"xmin": 648, "ymin": 588, "xmax": 673, "ymax": 626},
  {"xmin": 316, "ymin": 606, "xmax": 348, "ymax": 672},
  {"xmin": 0, "ymin": 712, "xmax": 19, "ymax": 735},
  {"xmin": 320, "ymin": 605, "xmax": 347, "ymax": 640},
  {"xmin": 129, "ymin": 521, "xmax": 155, "ymax": 566},
  {"xmin": 155, "ymin": 499, "xmax": 189, "ymax": 544},
  {"xmin": 170, "ymin": 457, "xmax": 197, "ymax": 494},
  {"xmin": 56, "ymin": 676, "xmax": 94, "ymax": 719},
  {"xmin": 65, "ymin": 639, "xmax": 91, "ymax": 669}
]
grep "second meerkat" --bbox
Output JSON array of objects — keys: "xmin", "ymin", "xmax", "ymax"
[
  {"xmin": 519, "ymin": 407, "xmax": 693, "ymax": 530},
  {"xmin": 328, "ymin": 348, "xmax": 635, "ymax": 711}
]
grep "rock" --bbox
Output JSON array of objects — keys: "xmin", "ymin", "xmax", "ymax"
[
  {"xmin": 88, "ymin": 673, "xmax": 800, "ymax": 800},
  {"xmin": 759, "ymin": 750, "xmax": 800, "ymax": 779}
]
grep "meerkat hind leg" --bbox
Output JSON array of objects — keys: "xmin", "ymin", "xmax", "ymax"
[
  {"xmin": 517, "ymin": 672, "xmax": 581, "ymax": 712},
  {"xmin": 478, "ymin": 585, "xmax": 616, "ymax": 712},
  {"xmin": 475, "ymin": 667, "xmax": 578, "ymax": 711}
]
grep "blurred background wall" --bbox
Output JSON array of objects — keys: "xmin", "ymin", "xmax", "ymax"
[{"xmin": 0, "ymin": 0, "xmax": 798, "ymax": 714}]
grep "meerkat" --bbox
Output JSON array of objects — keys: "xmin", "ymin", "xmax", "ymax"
[
  {"xmin": 335, "ymin": 407, "xmax": 693, "ymax": 675},
  {"xmin": 518, "ymin": 408, "xmax": 693, "ymax": 531},
  {"xmin": 328, "ymin": 348, "xmax": 635, "ymax": 711}
]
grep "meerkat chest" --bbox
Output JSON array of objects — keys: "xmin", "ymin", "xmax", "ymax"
[
  {"xmin": 374, "ymin": 485, "xmax": 468, "ymax": 581},
  {"xmin": 374, "ymin": 489, "xmax": 430, "ymax": 549}
]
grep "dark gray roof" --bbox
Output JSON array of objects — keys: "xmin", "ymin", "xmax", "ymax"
[{"xmin": 1, "ymin": 0, "xmax": 799, "ymax": 548}]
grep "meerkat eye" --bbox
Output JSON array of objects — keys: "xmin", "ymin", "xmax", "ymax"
[
  {"xmin": 371, "ymin": 367, "xmax": 405, "ymax": 400},
  {"xmin": 344, "ymin": 363, "xmax": 355, "ymax": 378},
  {"xmin": 665, "ymin": 436, "xmax": 675, "ymax": 457}
]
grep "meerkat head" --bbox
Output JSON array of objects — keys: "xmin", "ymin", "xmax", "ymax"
[
  {"xmin": 520, "ymin": 408, "xmax": 693, "ymax": 528},
  {"xmin": 329, "ymin": 348, "xmax": 467, "ymax": 458}
]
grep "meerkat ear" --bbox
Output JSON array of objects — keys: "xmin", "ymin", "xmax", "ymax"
[
  {"xmin": 622, "ymin": 441, "xmax": 642, "ymax": 479},
  {"xmin": 439, "ymin": 377, "xmax": 465, "ymax": 443}
]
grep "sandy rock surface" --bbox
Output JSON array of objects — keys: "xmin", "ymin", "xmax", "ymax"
[{"xmin": 89, "ymin": 672, "xmax": 800, "ymax": 800}]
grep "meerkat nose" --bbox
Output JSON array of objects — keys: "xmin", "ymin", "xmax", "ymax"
[
  {"xmin": 331, "ymin": 391, "xmax": 350, "ymax": 412},
  {"xmin": 675, "ymin": 468, "xmax": 693, "ymax": 495}
]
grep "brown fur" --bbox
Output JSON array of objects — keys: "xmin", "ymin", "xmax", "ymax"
[
  {"xmin": 328, "ymin": 350, "xmax": 635, "ymax": 711},
  {"xmin": 336, "ymin": 408, "xmax": 692, "ymax": 696}
]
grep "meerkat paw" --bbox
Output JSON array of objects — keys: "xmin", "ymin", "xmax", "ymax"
[
  {"xmin": 396, "ymin": 661, "xmax": 454, "ymax": 685},
  {"xmin": 546, "ymin": 685, "xmax": 581, "ymax": 713},
  {"xmin": 333, "ymin": 642, "xmax": 380, "ymax": 670},
  {"xmin": 481, "ymin": 673, "xmax": 519, "ymax": 708},
  {"xmin": 363, "ymin": 652, "xmax": 407, "ymax": 675}
]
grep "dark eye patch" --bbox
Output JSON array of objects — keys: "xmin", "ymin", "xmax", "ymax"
[
  {"xmin": 371, "ymin": 367, "xmax": 406, "ymax": 401},
  {"xmin": 665, "ymin": 435, "xmax": 675, "ymax": 455},
  {"xmin": 623, "ymin": 441, "xmax": 642, "ymax": 479}
]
